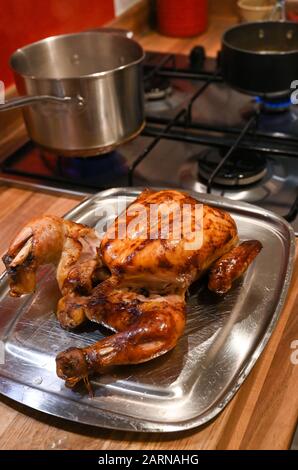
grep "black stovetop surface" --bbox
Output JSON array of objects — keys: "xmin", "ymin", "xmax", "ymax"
[{"xmin": 1, "ymin": 50, "xmax": 298, "ymax": 232}]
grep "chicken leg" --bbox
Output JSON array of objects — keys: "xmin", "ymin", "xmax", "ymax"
[
  {"xmin": 56, "ymin": 239, "xmax": 262, "ymax": 387},
  {"xmin": 56, "ymin": 292, "xmax": 186, "ymax": 387}
]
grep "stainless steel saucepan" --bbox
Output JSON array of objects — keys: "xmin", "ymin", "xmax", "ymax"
[{"xmin": 0, "ymin": 31, "xmax": 145, "ymax": 156}]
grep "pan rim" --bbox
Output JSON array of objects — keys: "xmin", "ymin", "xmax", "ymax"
[
  {"xmin": 237, "ymin": 0, "xmax": 275, "ymax": 12},
  {"xmin": 222, "ymin": 20, "xmax": 298, "ymax": 56},
  {"xmin": 9, "ymin": 31, "xmax": 145, "ymax": 81}
]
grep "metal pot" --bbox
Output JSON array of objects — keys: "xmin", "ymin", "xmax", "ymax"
[
  {"xmin": 221, "ymin": 21, "xmax": 298, "ymax": 97},
  {"xmin": 0, "ymin": 31, "xmax": 145, "ymax": 156}
]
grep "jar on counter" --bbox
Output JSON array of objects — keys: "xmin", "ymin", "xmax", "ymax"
[{"xmin": 156, "ymin": 0, "xmax": 208, "ymax": 38}]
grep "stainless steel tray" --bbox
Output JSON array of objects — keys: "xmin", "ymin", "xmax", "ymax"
[{"xmin": 0, "ymin": 188, "xmax": 295, "ymax": 432}]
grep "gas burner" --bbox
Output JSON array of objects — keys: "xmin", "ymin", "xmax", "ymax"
[
  {"xmin": 60, "ymin": 153, "xmax": 126, "ymax": 180},
  {"xmin": 38, "ymin": 149, "xmax": 128, "ymax": 185},
  {"xmin": 145, "ymin": 76, "xmax": 172, "ymax": 101},
  {"xmin": 194, "ymin": 148, "xmax": 268, "ymax": 187},
  {"xmin": 144, "ymin": 85, "xmax": 189, "ymax": 115},
  {"xmin": 256, "ymin": 96, "xmax": 292, "ymax": 113}
]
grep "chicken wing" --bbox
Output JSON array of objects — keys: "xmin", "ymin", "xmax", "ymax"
[
  {"xmin": 2, "ymin": 215, "xmax": 106, "ymax": 328},
  {"xmin": 208, "ymin": 240, "xmax": 263, "ymax": 294}
]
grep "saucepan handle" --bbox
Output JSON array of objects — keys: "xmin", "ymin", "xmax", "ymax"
[{"xmin": 0, "ymin": 94, "xmax": 83, "ymax": 112}]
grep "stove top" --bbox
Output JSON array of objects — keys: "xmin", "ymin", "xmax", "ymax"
[{"xmin": 1, "ymin": 50, "xmax": 298, "ymax": 234}]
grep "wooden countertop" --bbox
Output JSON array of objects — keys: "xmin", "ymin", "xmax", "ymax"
[{"xmin": 0, "ymin": 17, "xmax": 298, "ymax": 451}]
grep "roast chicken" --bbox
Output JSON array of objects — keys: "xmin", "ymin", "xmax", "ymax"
[{"xmin": 3, "ymin": 189, "xmax": 262, "ymax": 388}]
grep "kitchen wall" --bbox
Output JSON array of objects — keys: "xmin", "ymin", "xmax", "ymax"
[{"xmin": 0, "ymin": 0, "xmax": 141, "ymax": 86}]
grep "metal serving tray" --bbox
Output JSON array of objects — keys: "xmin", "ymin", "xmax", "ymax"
[{"xmin": 0, "ymin": 188, "xmax": 295, "ymax": 432}]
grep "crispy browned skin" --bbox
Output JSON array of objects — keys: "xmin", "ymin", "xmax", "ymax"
[
  {"xmin": 3, "ymin": 190, "xmax": 262, "ymax": 388},
  {"xmin": 56, "ymin": 293, "xmax": 185, "ymax": 388},
  {"xmin": 101, "ymin": 189, "xmax": 239, "ymax": 290},
  {"xmin": 2, "ymin": 215, "xmax": 106, "ymax": 328},
  {"xmin": 55, "ymin": 190, "xmax": 261, "ymax": 387},
  {"xmin": 208, "ymin": 240, "xmax": 263, "ymax": 294}
]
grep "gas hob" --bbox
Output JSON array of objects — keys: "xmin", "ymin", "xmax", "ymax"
[{"xmin": 1, "ymin": 49, "xmax": 297, "ymax": 233}]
